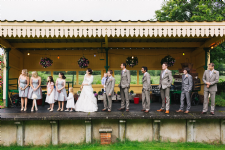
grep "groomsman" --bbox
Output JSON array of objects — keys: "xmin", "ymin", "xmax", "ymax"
[
  {"xmin": 202, "ymin": 63, "xmax": 219, "ymax": 115},
  {"xmin": 118, "ymin": 63, "xmax": 131, "ymax": 112},
  {"xmin": 102, "ymin": 70, "xmax": 115, "ymax": 112},
  {"xmin": 141, "ymin": 66, "xmax": 151, "ymax": 113},
  {"xmin": 157, "ymin": 62, "xmax": 173, "ymax": 114},
  {"xmin": 176, "ymin": 67, "xmax": 193, "ymax": 114}
]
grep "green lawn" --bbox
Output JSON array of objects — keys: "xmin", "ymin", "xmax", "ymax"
[{"xmin": 1, "ymin": 141, "xmax": 225, "ymax": 150}]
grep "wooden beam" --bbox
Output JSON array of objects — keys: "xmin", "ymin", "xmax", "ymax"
[
  {"xmin": 12, "ymin": 42, "xmax": 203, "ymax": 48},
  {"xmin": 0, "ymin": 37, "xmax": 13, "ymax": 48}
]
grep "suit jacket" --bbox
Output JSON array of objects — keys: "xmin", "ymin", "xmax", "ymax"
[
  {"xmin": 142, "ymin": 72, "xmax": 151, "ymax": 91},
  {"xmin": 119, "ymin": 69, "xmax": 131, "ymax": 88},
  {"xmin": 158, "ymin": 69, "xmax": 173, "ymax": 90},
  {"xmin": 202, "ymin": 70, "xmax": 219, "ymax": 92},
  {"xmin": 181, "ymin": 74, "xmax": 193, "ymax": 92},
  {"xmin": 105, "ymin": 76, "xmax": 115, "ymax": 96}
]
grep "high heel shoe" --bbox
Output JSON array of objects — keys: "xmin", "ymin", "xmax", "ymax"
[
  {"xmin": 57, "ymin": 108, "xmax": 61, "ymax": 111},
  {"xmin": 49, "ymin": 109, "xmax": 53, "ymax": 112},
  {"xmin": 47, "ymin": 108, "xmax": 51, "ymax": 110},
  {"xmin": 60, "ymin": 109, "xmax": 64, "ymax": 111},
  {"xmin": 21, "ymin": 107, "xmax": 24, "ymax": 111},
  {"xmin": 24, "ymin": 108, "xmax": 27, "ymax": 111},
  {"xmin": 31, "ymin": 107, "xmax": 34, "ymax": 112},
  {"xmin": 35, "ymin": 108, "xmax": 38, "ymax": 111}
]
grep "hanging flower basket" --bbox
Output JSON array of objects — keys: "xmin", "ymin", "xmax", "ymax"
[
  {"xmin": 78, "ymin": 56, "xmax": 89, "ymax": 68},
  {"xmin": 126, "ymin": 56, "xmax": 138, "ymax": 67},
  {"xmin": 39, "ymin": 57, "xmax": 53, "ymax": 68},
  {"xmin": 161, "ymin": 55, "xmax": 176, "ymax": 67}
]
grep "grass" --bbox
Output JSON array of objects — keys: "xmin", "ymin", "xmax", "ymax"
[{"xmin": 1, "ymin": 140, "xmax": 225, "ymax": 150}]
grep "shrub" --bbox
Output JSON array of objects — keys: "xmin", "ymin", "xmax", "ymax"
[{"xmin": 209, "ymin": 92, "xmax": 225, "ymax": 107}]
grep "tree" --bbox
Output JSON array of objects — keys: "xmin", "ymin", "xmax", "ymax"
[
  {"xmin": 154, "ymin": 0, "xmax": 225, "ymax": 72},
  {"xmin": 154, "ymin": 0, "xmax": 225, "ymax": 21}
]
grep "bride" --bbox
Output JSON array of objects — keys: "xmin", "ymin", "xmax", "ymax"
[{"xmin": 75, "ymin": 68, "xmax": 98, "ymax": 112}]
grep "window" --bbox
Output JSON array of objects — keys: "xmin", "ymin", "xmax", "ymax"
[
  {"xmin": 78, "ymin": 70, "xmax": 101, "ymax": 85},
  {"xmin": 53, "ymin": 71, "xmax": 76, "ymax": 87},
  {"xmin": 114, "ymin": 70, "xmax": 121, "ymax": 84},
  {"xmin": 28, "ymin": 71, "xmax": 51, "ymax": 85},
  {"xmin": 139, "ymin": 70, "xmax": 179, "ymax": 84}
]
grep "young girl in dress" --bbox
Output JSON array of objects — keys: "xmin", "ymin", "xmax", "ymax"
[
  {"xmin": 55, "ymin": 72, "xmax": 67, "ymax": 111},
  {"xmin": 45, "ymin": 76, "xmax": 55, "ymax": 112},
  {"xmin": 28, "ymin": 71, "xmax": 42, "ymax": 112},
  {"xmin": 65, "ymin": 87, "xmax": 75, "ymax": 112},
  {"xmin": 18, "ymin": 69, "xmax": 30, "ymax": 111}
]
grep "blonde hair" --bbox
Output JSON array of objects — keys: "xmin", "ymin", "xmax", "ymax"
[
  {"xmin": 69, "ymin": 87, "xmax": 74, "ymax": 93},
  {"xmin": 21, "ymin": 69, "xmax": 28, "ymax": 77},
  {"xmin": 32, "ymin": 71, "xmax": 38, "ymax": 78}
]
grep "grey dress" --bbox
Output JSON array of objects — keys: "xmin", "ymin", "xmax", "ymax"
[
  {"xmin": 19, "ymin": 78, "xmax": 29, "ymax": 98},
  {"xmin": 28, "ymin": 79, "xmax": 42, "ymax": 99},
  {"xmin": 55, "ymin": 79, "xmax": 67, "ymax": 101}
]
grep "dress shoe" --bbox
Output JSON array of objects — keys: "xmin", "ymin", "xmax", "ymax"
[
  {"xmin": 184, "ymin": 111, "xmax": 189, "ymax": 114},
  {"xmin": 141, "ymin": 109, "xmax": 145, "ymax": 112},
  {"xmin": 157, "ymin": 109, "xmax": 165, "ymax": 112},
  {"xmin": 176, "ymin": 110, "xmax": 184, "ymax": 113},
  {"xmin": 117, "ymin": 108, "xmax": 125, "ymax": 111},
  {"xmin": 210, "ymin": 112, "xmax": 214, "ymax": 115},
  {"xmin": 102, "ymin": 109, "xmax": 107, "ymax": 111},
  {"xmin": 165, "ymin": 110, "xmax": 169, "ymax": 114},
  {"xmin": 108, "ymin": 110, "xmax": 111, "ymax": 112},
  {"xmin": 144, "ymin": 110, "xmax": 149, "ymax": 113},
  {"xmin": 126, "ymin": 109, "xmax": 129, "ymax": 112},
  {"xmin": 201, "ymin": 112, "xmax": 207, "ymax": 114}
]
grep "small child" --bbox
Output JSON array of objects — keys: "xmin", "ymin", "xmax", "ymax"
[
  {"xmin": 101, "ymin": 73, "xmax": 108, "ymax": 93},
  {"xmin": 45, "ymin": 76, "xmax": 55, "ymax": 112},
  {"xmin": 65, "ymin": 87, "xmax": 75, "ymax": 112}
]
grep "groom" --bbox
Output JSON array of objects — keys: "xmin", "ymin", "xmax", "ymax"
[
  {"xmin": 118, "ymin": 63, "xmax": 131, "ymax": 112},
  {"xmin": 102, "ymin": 70, "xmax": 115, "ymax": 112}
]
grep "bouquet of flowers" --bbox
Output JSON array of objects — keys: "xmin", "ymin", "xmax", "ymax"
[
  {"xmin": 126, "ymin": 56, "xmax": 138, "ymax": 67},
  {"xmin": 78, "ymin": 56, "xmax": 89, "ymax": 68},
  {"xmin": 161, "ymin": 55, "xmax": 176, "ymax": 67},
  {"xmin": 39, "ymin": 57, "xmax": 53, "ymax": 68}
]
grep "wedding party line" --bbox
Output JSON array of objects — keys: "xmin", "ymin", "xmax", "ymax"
[{"xmin": 18, "ymin": 62, "xmax": 219, "ymax": 115}]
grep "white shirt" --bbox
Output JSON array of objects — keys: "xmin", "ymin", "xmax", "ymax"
[
  {"xmin": 162, "ymin": 69, "xmax": 167, "ymax": 78},
  {"xmin": 122, "ymin": 68, "xmax": 126, "ymax": 74},
  {"xmin": 210, "ymin": 69, "xmax": 214, "ymax": 76}
]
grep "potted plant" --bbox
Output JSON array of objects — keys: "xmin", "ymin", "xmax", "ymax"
[
  {"xmin": 112, "ymin": 91, "xmax": 117, "ymax": 100},
  {"xmin": 129, "ymin": 90, "xmax": 136, "ymax": 100},
  {"xmin": 116, "ymin": 91, "xmax": 121, "ymax": 100},
  {"xmin": 98, "ymin": 91, "xmax": 103, "ymax": 100}
]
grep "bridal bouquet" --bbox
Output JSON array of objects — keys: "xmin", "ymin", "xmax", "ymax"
[
  {"xmin": 126, "ymin": 56, "xmax": 138, "ymax": 67},
  {"xmin": 32, "ymin": 93, "xmax": 38, "ymax": 100},
  {"xmin": 161, "ymin": 55, "xmax": 176, "ymax": 67},
  {"xmin": 40, "ymin": 57, "xmax": 53, "ymax": 68},
  {"xmin": 78, "ymin": 56, "xmax": 89, "ymax": 68}
]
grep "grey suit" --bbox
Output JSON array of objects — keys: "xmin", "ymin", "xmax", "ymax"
[
  {"xmin": 103, "ymin": 76, "xmax": 115, "ymax": 110},
  {"xmin": 142, "ymin": 72, "xmax": 151, "ymax": 110},
  {"xmin": 179, "ymin": 74, "xmax": 193, "ymax": 111},
  {"xmin": 118, "ymin": 69, "xmax": 131, "ymax": 109},
  {"xmin": 202, "ymin": 69, "xmax": 219, "ymax": 112},
  {"xmin": 158, "ymin": 69, "xmax": 173, "ymax": 110}
]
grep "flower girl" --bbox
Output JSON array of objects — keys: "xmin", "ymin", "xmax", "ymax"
[
  {"xmin": 65, "ymin": 87, "xmax": 75, "ymax": 112},
  {"xmin": 45, "ymin": 76, "xmax": 55, "ymax": 112}
]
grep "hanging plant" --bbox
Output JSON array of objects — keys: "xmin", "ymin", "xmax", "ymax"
[
  {"xmin": 39, "ymin": 57, "xmax": 53, "ymax": 68},
  {"xmin": 161, "ymin": 55, "xmax": 176, "ymax": 67},
  {"xmin": 78, "ymin": 56, "xmax": 89, "ymax": 68},
  {"xmin": 126, "ymin": 56, "xmax": 138, "ymax": 67},
  {"xmin": 0, "ymin": 54, "xmax": 5, "ymax": 69}
]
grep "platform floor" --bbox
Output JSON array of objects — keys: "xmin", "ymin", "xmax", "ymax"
[{"xmin": 1, "ymin": 102, "xmax": 225, "ymax": 120}]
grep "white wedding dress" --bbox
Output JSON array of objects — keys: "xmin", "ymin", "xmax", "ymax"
[{"xmin": 75, "ymin": 74, "xmax": 98, "ymax": 112}]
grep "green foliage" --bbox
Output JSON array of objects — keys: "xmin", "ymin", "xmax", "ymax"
[
  {"xmin": 117, "ymin": 91, "xmax": 120, "ymax": 95},
  {"xmin": 130, "ymin": 90, "xmax": 134, "ymax": 94},
  {"xmin": 210, "ymin": 43, "xmax": 225, "ymax": 73},
  {"xmin": 210, "ymin": 92, "xmax": 225, "ymax": 107},
  {"xmin": 154, "ymin": 0, "xmax": 225, "ymax": 21},
  {"xmin": 98, "ymin": 91, "xmax": 102, "ymax": 95}
]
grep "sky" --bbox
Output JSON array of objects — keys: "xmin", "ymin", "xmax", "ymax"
[{"xmin": 0, "ymin": 0, "xmax": 164, "ymax": 54}]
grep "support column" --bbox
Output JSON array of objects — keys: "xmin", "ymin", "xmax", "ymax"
[
  {"xmin": 187, "ymin": 120, "xmax": 196, "ymax": 142},
  {"xmin": 14, "ymin": 121, "xmax": 24, "ymax": 146},
  {"xmin": 104, "ymin": 48, "xmax": 109, "ymax": 72},
  {"xmin": 50, "ymin": 121, "xmax": 59, "ymax": 145},
  {"xmin": 203, "ymin": 48, "xmax": 210, "ymax": 70},
  {"xmin": 4, "ymin": 48, "xmax": 11, "ymax": 107},
  {"xmin": 221, "ymin": 120, "xmax": 225, "ymax": 144},
  {"xmin": 118, "ymin": 120, "xmax": 126, "ymax": 141},
  {"xmin": 85, "ymin": 120, "xmax": 92, "ymax": 143},
  {"xmin": 153, "ymin": 120, "xmax": 160, "ymax": 141}
]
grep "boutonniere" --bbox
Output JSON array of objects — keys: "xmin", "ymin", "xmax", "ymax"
[
  {"xmin": 214, "ymin": 71, "xmax": 216, "ymax": 74},
  {"xmin": 165, "ymin": 71, "xmax": 168, "ymax": 74},
  {"xmin": 186, "ymin": 74, "xmax": 188, "ymax": 77}
]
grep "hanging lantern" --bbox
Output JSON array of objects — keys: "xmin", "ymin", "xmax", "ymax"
[{"xmin": 57, "ymin": 55, "xmax": 60, "ymax": 59}]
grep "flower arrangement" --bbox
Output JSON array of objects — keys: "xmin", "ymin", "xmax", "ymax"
[
  {"xmin": 161, "ymin": 55, "xmax": 176, "ymax": 67},
  {"xmin": 126, "ymin": 56, "xmax": 138, "ymax": 67},
  {"xmin": 78, "ymin": 56, "xmax": 89, "ymax": 68},
  {"xmin": 39, "ymin": 57, "xmax": 53, "ymax": 68}
]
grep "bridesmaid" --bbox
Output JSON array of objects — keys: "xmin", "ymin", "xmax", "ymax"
[
  {"xmin": 45, "ymin": 76, "xmax": 55, "ymax": 112},
  {"xmin": 55, "ymin": 72, "xmax": 67, "ymax": 111},
  {"xmin": 28, "ymin": 71, "xmax": 42, "ymax": 112},
  {"xmin": 18, "ymin": 69, "xmax": 29, "ymax": 111}
]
